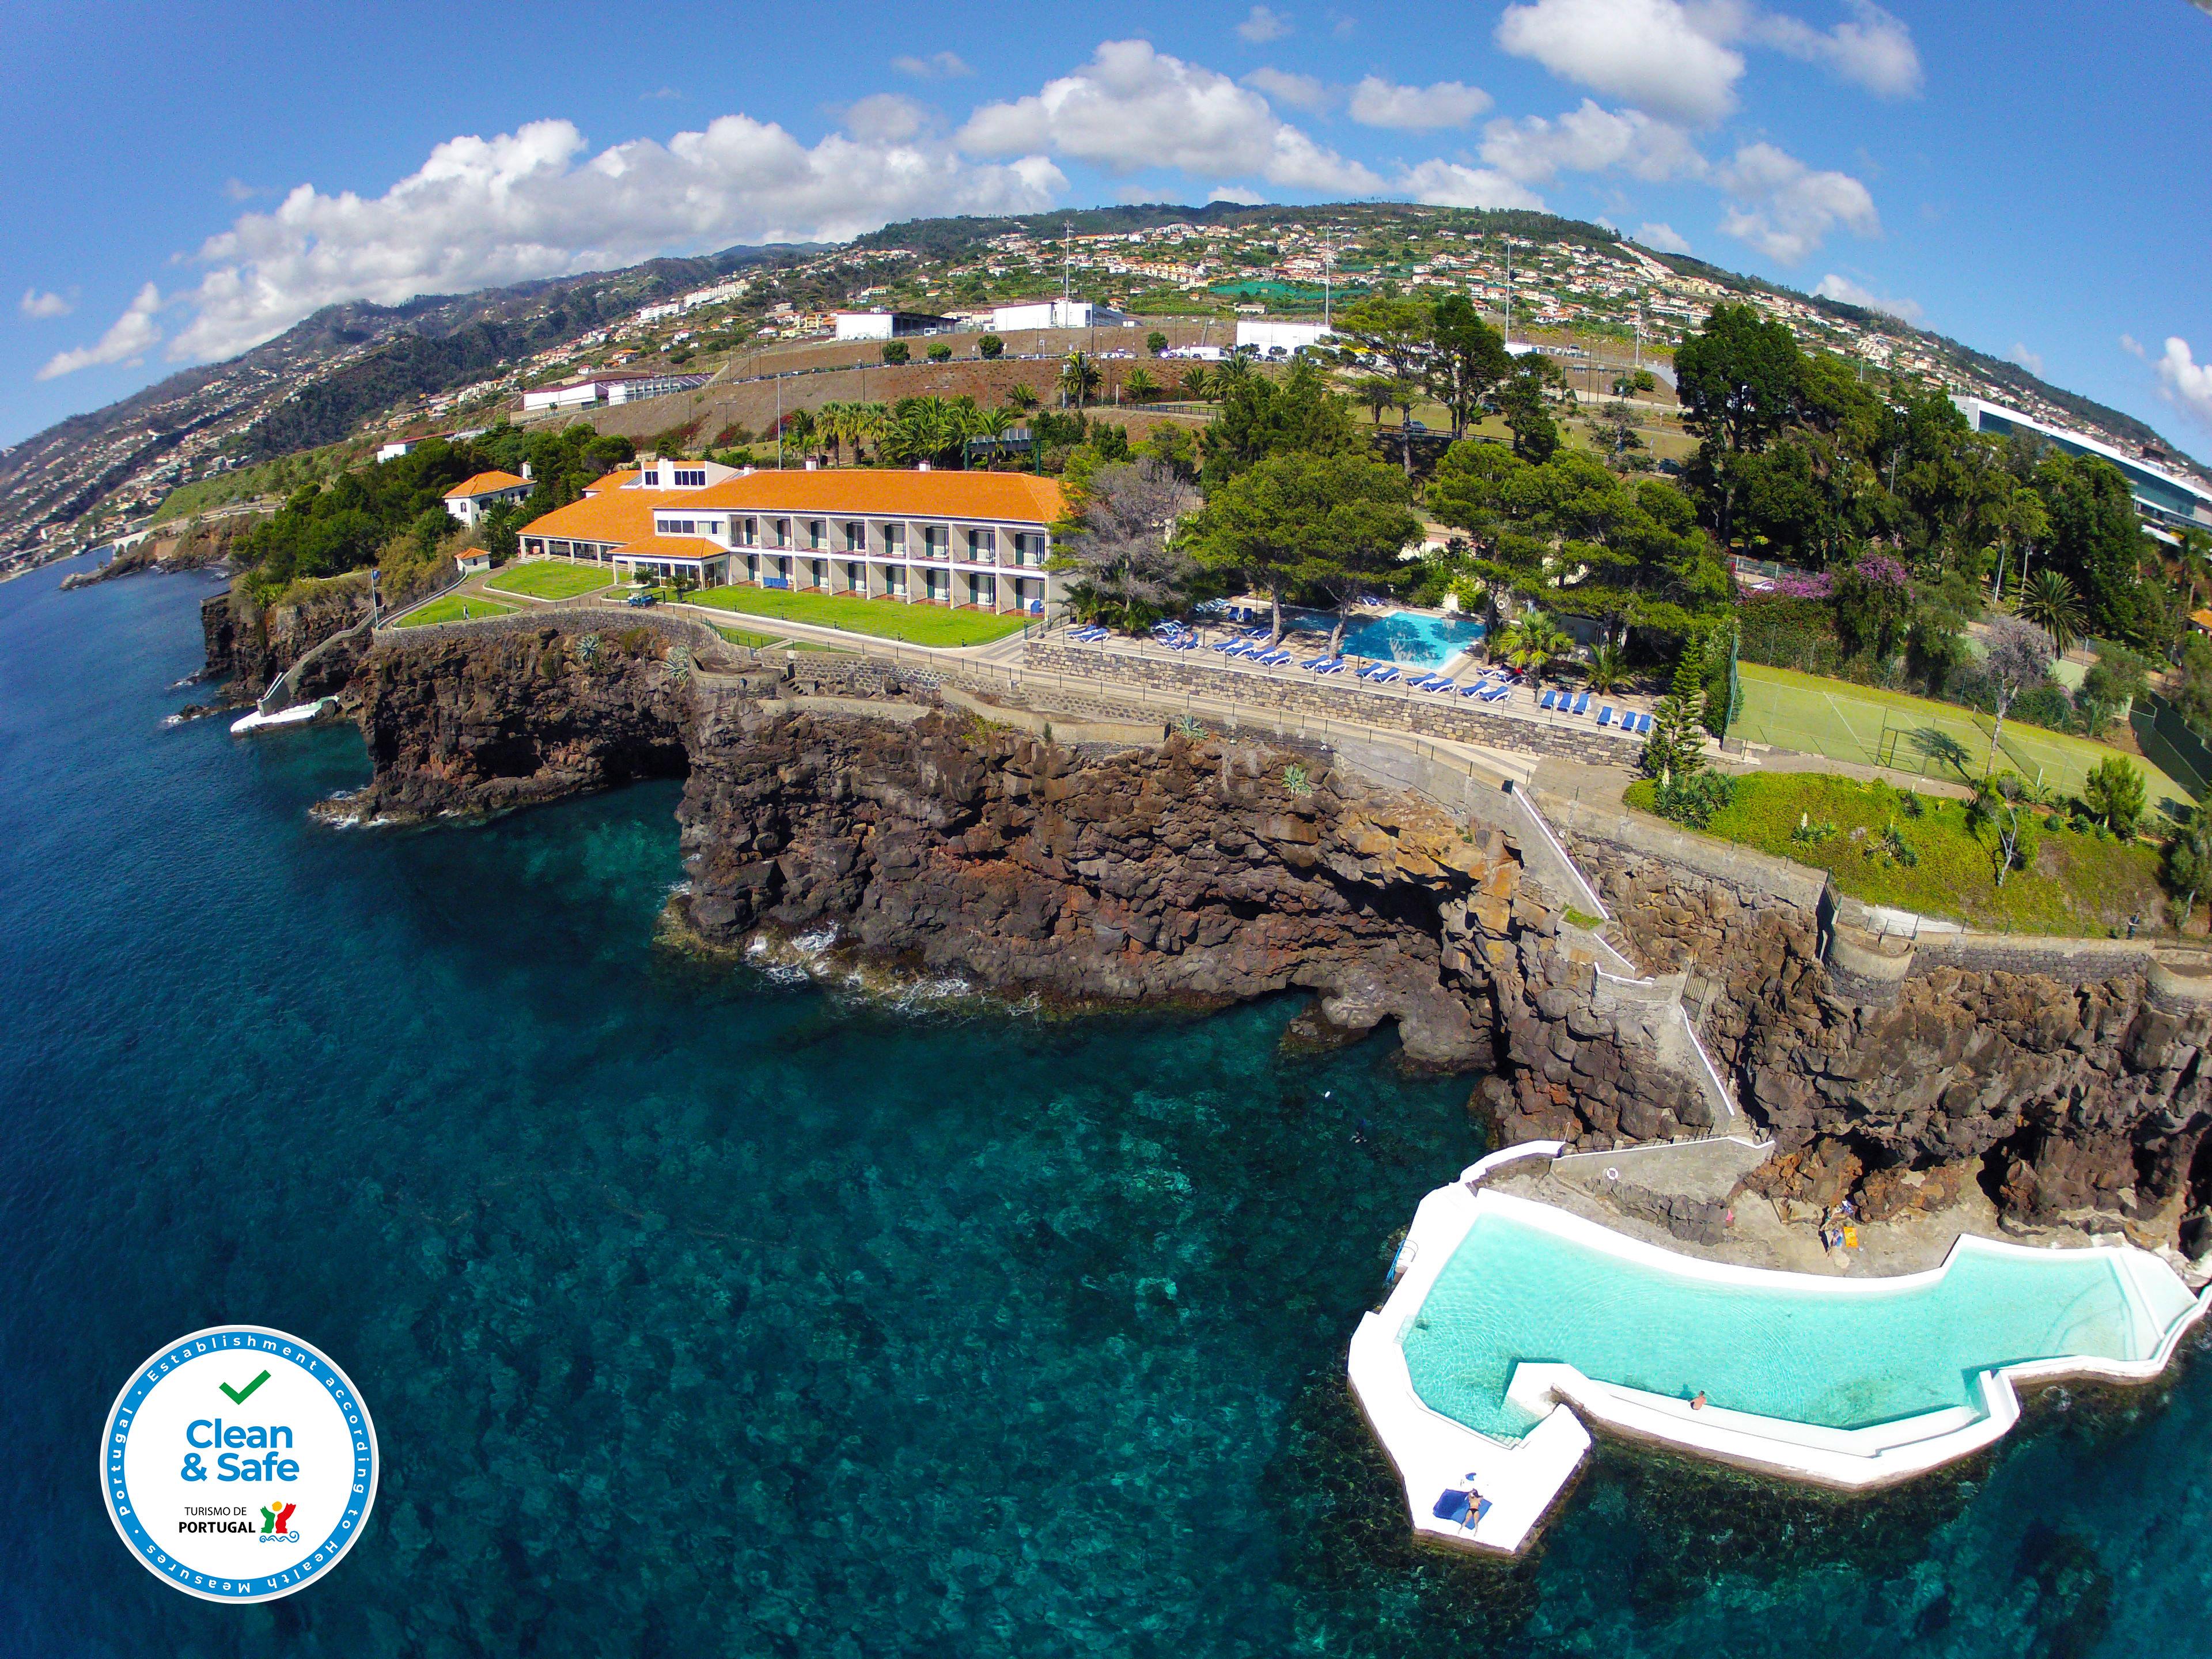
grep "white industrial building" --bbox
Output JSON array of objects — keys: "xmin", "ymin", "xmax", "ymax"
[
  {"xmin": 1953, "ymin": 396, "xmax": 2212, "ymax": 530},
  {"xmin": 987, "ymin": 300, "xmax": 1132, "ymax": 333},
  {"xmin": 520, "ymin": 372, "xmax": 711, "ymax": 413},
  {"xmin": 1234, "ymin": 320, "xmax": 1333, "ymax": 356},
  {"xmin": 833, "ymin": 310, "xmax": 956, "ymax": 342}
]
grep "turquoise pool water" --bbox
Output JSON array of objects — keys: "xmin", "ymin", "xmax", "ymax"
[
  {"xmin": 1283, "ymin": 608, "xmax": 1487, "ymax": 669},
  {"xmin": 1403, "ymin": 1209, "xmax": 2190, "ymax": 1438}
]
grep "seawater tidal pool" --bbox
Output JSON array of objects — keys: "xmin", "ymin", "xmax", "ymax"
[{"xmin": 5, "ymin": 560, "xmax": 2212, "ymax": 1657}]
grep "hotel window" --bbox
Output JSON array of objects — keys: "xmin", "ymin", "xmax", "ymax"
[
  {"xmin": 740, "ymin": 518, "xmax": 758, "ymax": 547},
  {"xmin": 845, "ymin": 561, "xmax": 864, "ymax": 591},
  {"xmin": 673, "ymin": 468, "xmax": 705, "ymax": 487},
  {"xmin": 657, "ymin": 519, "xmax": 697, "ymax": 536},
  {"xmin": 967, "ymin": 528, "xmax": 997, "ymax": 560},
  {"xmin": 811, "ymin": 559, "xmax": 828, "ymax": 589},
  {"xmin": 884, "ymin": 524, "xmax": 907, "ymax": 554},
  {"xmin": 923, "ymin": 525, "xmax": 949, "ymax": 558},
  {"xmin": 639, "ymin": 470, "xmax": 659, "ymax": 486},
  {"xmin": 773, "ymin": 518, "xmax": 791, "ymax": 548},
  {"xmin": 843, "ymin": 521, "xmax": 865, "ymax": 553},
  {"xmin": 808, "ymin": 519, "xmax": 827, "ymax": 550}
]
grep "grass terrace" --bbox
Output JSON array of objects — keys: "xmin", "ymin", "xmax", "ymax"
[
  {"xmin": 485, "ymin": 560, "xmax": 618, "ymax": 601},
  {"xmin": 1627, "ymin": 771, "xmax": 2169, "ymax": 936},
  {"xmin": 1731, "ymin": 662, "xmax": 2191, "ymax": 816},
  {"xmin": 684, "ymin": 586, "xmax": 1029, "ymax": 648},
  {"xmin": 394, "ymin": 593, "xmax": 516, "ymax": 628}
]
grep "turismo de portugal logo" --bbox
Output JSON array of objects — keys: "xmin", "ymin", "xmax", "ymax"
[{"xmin": 101, "ymin": 1326, "xmax": 378, "ymax": 1603}]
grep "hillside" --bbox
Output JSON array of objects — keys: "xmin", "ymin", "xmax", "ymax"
[{"xmin": 4, "ymin": 200, "xmax": 2200, "ymax": 571}]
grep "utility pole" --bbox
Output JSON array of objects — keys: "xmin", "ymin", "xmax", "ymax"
[
  {"xmin": 1322, "ymin": 243, "xmax": 1334, "ymax": 331},
  {"xmin": 1503, "ymin": 238, "xmax": 1513, "ymax": 346},
  {"xmin": 775, "ymin": 374, "xmax": 783, "ymax": 469}
]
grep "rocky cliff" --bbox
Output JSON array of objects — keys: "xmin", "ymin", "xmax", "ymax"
[
  {"xmin": 328, "ymin": 621, "xmax": 2212, "ymax": 1248},
  {"xmin": 202, "ymin": 555, "xmax": 453, "ymax": 700}
]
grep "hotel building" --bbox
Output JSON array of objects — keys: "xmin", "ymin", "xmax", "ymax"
[{"xmin": 516, "ymin": 463, "xmax": 1067, "ymax": 616}]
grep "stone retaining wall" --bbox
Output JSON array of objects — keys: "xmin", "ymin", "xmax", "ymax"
[
  {"xmin": 1022, "ymin": 642, "xmax": 1639, "ymax": 766},
  {"xmin": 374, "ymin": 605, "xmax": 738, "ymax": 661}
]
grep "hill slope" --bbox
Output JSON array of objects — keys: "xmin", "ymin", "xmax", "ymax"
[{"xmin": 3, "ymin": 202, "xmax": 2198, "ymax": 569}]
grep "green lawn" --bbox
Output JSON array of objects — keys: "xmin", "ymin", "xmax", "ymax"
[
  {"xmin": 1731, "ymin": 661, "xmax": 2192, "ymax": 820},
  {"xmin": 684, "ymin": 585, "xmax": 1028, "ymax": 647},
  {"xmin": 1628, "ymin": 771, "xmax": 2169, "ymax": 936},
  {"xmin": 484, "ymin": 559, "xmax": 616, "ymax": 600},
  {"xmin": 393, "ymin": 593, "xmax": 515, "ymax": 627}
]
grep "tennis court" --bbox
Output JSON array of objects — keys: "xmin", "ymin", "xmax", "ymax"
[{"xmin": 1730, "ymin": 663, "xmax": 2194, "ymax": 817}]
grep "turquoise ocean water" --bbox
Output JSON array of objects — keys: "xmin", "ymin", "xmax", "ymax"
[{"xmin": 3, "ymin": 559, "xmax": 2211, "ymax": 1656}]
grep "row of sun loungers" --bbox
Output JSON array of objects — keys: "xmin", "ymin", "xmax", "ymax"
[{"xmin": 1078, "ymin": 622, "xmax": 1654, "ymax": 730}]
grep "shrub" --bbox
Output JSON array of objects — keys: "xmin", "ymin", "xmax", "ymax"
[
  {"xmin": 926, "ymin": 343, "xmax": 952, "ymax": 362},
  {"xmin": 1651, "ymin": 769, "xmax": 1734, "ymax": 827},
  {"xmin": 978, "ymin": 334, "xmax": 1004, "ymax": 359},
  {"xmin": 881, "ymin": 342, "xmax": 910, "ymax": 365},
  {"xmin": 2081, "ymin": 757, "xmax": 2147, "ymax": 838}
]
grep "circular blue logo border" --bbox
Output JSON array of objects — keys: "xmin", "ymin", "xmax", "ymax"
[{"xmin": 101, "ymin": 1325, "xmax": 380, "ymax": 1604}]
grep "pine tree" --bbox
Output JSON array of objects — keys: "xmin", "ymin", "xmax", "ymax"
[{"xmin": 1642, "ymin": 637, "xmax": 1711, "ymax": 783}]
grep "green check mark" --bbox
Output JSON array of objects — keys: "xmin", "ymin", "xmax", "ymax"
[{"xmin": 219, "ymin": 1369, "xmax": 271, "ymax": 1406}]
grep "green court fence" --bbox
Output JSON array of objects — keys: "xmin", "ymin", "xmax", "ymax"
[{"xmin": 2134, "ymin": 693, "xmax": 2212, "ymax": 801}]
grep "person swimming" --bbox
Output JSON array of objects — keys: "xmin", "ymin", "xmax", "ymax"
[{"xmin": 1690, "ymin": 1391, "xmax": 1707, "ymax": 1410}]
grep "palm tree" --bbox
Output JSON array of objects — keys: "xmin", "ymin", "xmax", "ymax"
[
  {"xmin": 1584, "ymin": 642, "xmax": 1628, "ymax": 693},
  {"xmin": 1005, "ymin": 382, "xmax": 1041, "ymax": 414},
  {"xmin": 971, "ymin": 405, "xmax": 1014, "ymax": 465},
  {"xmin": 2017, "ymin": 567, "xmax": 2088, "ymax": 657},
  {"xmin": 780, "ymin": 408, "xmax": 817, "ymax": 463},
  {"xmin": 815, "ymin": 402, "xmax": 848, "ymax": 464},
  {"xmin": 1175, "ymin": 365, "xmax": 1213, "ymax": 403},
  {"xmin": 1495, "ymin": 610, "xmax": 1574, "ymax": 681},
  {"xmin": 1124, "ymin": 367, "xmax": 1159, "ymax": 404},
  {"xmin": 1060, "ymin": 351, "xmax": 1102, "ymax": 409},
  {"xmin": 1355, "ymin": 375, "xmax": 1398, "ymax": 426}
]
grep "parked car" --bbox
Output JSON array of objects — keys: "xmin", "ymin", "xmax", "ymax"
[{"xmin": 624, "ymin": 592, "xmax": 657, "ymax": 607}]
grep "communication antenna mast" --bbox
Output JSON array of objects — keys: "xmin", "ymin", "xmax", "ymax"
[
  {"xmin": 1503, "ymin": 237, "xmax": 1513, "ymax": 346},
  {"xmin": 1063, "ymin": 220, "xmax": 1073, "ymax": 308}
]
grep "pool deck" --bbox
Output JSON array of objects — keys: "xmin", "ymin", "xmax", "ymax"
[{"xmin": 1349, "ymin": 1180, "xmax": 2212, "ymax": 1559}]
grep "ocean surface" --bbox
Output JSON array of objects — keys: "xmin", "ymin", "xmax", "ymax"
[{"xmin": 2, "ymin": 559, "xmax": 2209, "ymax": 1658}]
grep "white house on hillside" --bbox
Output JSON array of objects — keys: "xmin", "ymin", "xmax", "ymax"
[{"xmin": 443, "ymin": 469, "xmax": 533, "ymax": 527}]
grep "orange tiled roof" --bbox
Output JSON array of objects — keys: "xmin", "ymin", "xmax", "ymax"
[
  {"xmin": 519, "ymin": 483, "xmax": 678, "ymax": 545},
  {"xmin": 694, "ymin": 469, "xmax": 1065, "ymax": 524},
  {"xmin": 612, "ymin": 534, "xmax": 724, "ymax": 560},
  {"xmin": 2192, "ymin": 608, "xmax": 2212, "ymax": 631},
  {"xmin": 444, "ymin": 470, "xmax": 530, "ymax": 499}
]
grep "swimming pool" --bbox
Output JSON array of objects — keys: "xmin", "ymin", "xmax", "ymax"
[
  {"xmin": 1349, "ymin": 1183, "xmax": 2209, "ymax": 1555},
  {"xmin": 1282, "ymin": 609, "xmax": 1486, "ymax": 670},
  {"xmin": 1401, "ymin": 1200, "xmax": 2196, "ymax": 1438}
]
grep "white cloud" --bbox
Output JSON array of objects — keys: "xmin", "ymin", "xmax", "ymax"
[
  {"xmin": 892, "ymin": 51, "xmax": 972, "ymax": 79},
  {"xmin": 39, "ymin": 282, "xmax": 163, "ymax": 380},
  {"xmin": 2008, "ymin": 342, "xmax": 2044, "ymax": 376},
  {"xmin": 222, "ymin": 178, "xmax": 263, "ymax": 203},
  {"xmin": 1243, "ymin": 67, "xmax": 1332, "ymax": 112},
  {"xmin": 641, "ymin": 86, "xmax": 683, "ymax": 101},
  {"xmin": 1346, "ymin": 77, "xmax": 1493, "ymax": 129},
  {"xmin": 842, "ymin": 93, "xmax": 929, "ymax": 143},
  {"xmin": 958, "ymin": 40, "xmax": 1381, "ymax": 192},
  {"xmin": 1716, "ymin": 142, "xmax": 1878, "ymax": 262},
  {"xmin": 1633, "ymin": 221, "xmax": 1692, "ymax": 253},
  {"xmin": 1237, "ymin": 5, "xmax": 1293, "ymax": 42},
  {"xmin": 1497, "ymin": 0, "xmax": 1745, "ymax": 124},
  {"xmin": 1496, "ymin": 0, "xmax": 1921, "ymax": 123},
  {"xmin": 1811, "ymin": 271, "xmax": 1920, "ymax": 323},
  {"xmin": 2157, "ymin": 338, "xmax": 2212, "ymax": 430},
  {"xmin": 141, "ymin": 118, "xmax": 1059, "ymax": 366},
  {"xmin": 1479, "ymin": 100, "xmax": 1705, "ymax": 184},
  {"xmin": 1209, "ymin": 184, "xmax": 1267, "ymax": 204},
  {"xmin": 20, "ymin": 288, "xmax": 75, "ymax": 320},
  {"xmin": 1397, "ymin": 160, "xmax": 1547, "ymax": 212},
  {"xmin": 1751, "ymin": 0, "xmax": 1922, "ymax": 97},
  {"xmin": 2121, "ymin": 334, "xmax": 2146, "ymax": 359}
]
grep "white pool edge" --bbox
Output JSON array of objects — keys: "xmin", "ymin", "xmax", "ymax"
[{"xmin": 1347, "ymin": 1184, "xmax": 2212, "ymax": 1556}]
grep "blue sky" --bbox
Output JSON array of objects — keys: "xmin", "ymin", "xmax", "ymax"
[{"xmin": 5, "ymin": 0, "xmax": 2208, "ymax": 457}]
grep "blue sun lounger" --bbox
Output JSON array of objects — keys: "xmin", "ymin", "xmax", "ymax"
[
  {"xmin": 1363, "ymin": 664, "xmax": 1400, "ymax": 683},
  {"xmin": 1598, "ymin": 705, "xmax": 1615, "ymax": 727},
  {"xmin": 1459, "ymin": 678, "xmax": 1488, "ymax": 697},
  {"xmin": 1255, "ymin": 649, "xmax": 1292, "ymax": 666},
  {"xmin": 1570, "ymin": 691, "xmax": 1592, "ymax": 715},
  {"xmin": 1482, "ymin": 680, "xmax": 1512, "ymax": 702},
  {"xmin": 1538, "ymin": 687, "xmax": 1558, "ymax": 710}
]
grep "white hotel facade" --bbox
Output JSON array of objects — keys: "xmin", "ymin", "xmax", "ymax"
[{"xmin": 517, "ymin": 461, "xmax": 1066, "ymax": 616}]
